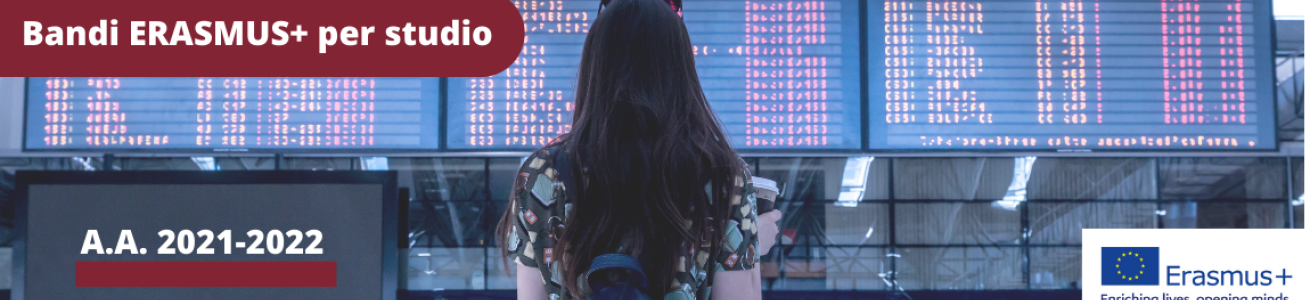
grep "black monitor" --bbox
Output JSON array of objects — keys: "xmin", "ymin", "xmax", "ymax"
[{"xmin": 13, "ymin": 171, "xmax": 399, "ymax": 300}]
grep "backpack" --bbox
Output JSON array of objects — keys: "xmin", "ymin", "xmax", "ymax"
[{"xmin": 585, "ymin": 254, "xmax": 653, "ymax": 300}]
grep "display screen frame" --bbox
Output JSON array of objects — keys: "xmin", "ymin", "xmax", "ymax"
[{"xmin": 12, "ymin": 171, "xmax": 400, "ymax": 300}]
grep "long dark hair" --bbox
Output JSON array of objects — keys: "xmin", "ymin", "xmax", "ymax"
[{"xmin": 497, "ymin": 0, "xmax": 743, "ymax": 297}]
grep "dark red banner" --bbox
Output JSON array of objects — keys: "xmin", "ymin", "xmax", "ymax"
[
  {"xmin": 75, "ymin": 261, "xmax": 337, "ymax": 287},
  {"xmin": 1, "ymin": 0, "xmax": 526, "ymax": 77}
]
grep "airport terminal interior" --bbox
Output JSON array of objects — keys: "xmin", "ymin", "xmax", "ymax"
[{"xmin": 0, "ymin": 2, "xmax": 1304, "ymax": 300}]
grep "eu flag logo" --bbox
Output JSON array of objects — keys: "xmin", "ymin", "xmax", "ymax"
[{"xmin": 1101, "ymin": 247, "xmax": 1159, "ymax": 285}]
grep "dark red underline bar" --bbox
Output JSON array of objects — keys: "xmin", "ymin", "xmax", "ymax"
[{"xmin": 76, "ymin": 261, "xmax": 337, "ymax": 287}]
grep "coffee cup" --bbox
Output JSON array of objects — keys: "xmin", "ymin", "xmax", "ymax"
[{"xmin": 752, "ymin": 176, "xmax": 777, "ymax": 212}]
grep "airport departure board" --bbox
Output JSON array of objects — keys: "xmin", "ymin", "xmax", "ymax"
[
  {"xmin": 25, "ymin": 77, "xmax": 441, "ymax": 151},
  {"xmin": 448, "ymin": 0, "xmax": 863, "ymax": 150},
  {"xmin": 868, "ymin": 0, "xmax": 1278, "ymax": 150},
  {"xmin": 24, "ymin": 1, "xmax": 1280, "ymax": 153}
]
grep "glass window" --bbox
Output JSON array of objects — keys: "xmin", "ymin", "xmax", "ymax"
[
  {"xmin": 895, "ymin": 203, "xmax": 1021, "ymax": 245},
  {"xmin": 1030, "ymin": 247, "xmax": 1081, "ymax": 289},
  {"xmin": 1296, "ymin": 204, "xmax": 1305, "ymax": 229},
  {"xmin": 822, "ymin": 203, "xmax": 890, "ymax": 246},
  {"xmin": 762, "ymin": 245, "xmax": 830, "ymax": 291},
  {"xmin": 283, "ymin": 157, "xmax": 358, "ymax": 171},
  {"xmin": 488, "ymin": 158, "xmax": 522, "ymax": 201},
  {"xmin": 896, "ymin": 247, "xmax": 1024, "ymax": 290},
  {"xmin": 0, "ymin": 247, "xmax": 10, "ymax": 289},
  {"xmin": 1026, "ymin": 158, "xmax": 1157, "ymax": 200},
  {"xmin": 1160, "ymin": 202, "xmax": 1288, "ymax": 228},
  {"xmin": 771, "ymin": 202, "xmax": 889, "ymax": 247},
  {"xmin": 405, "ymin": 247, "xmax": 488, "ymax": 290},
  {"xmin": 394, "ymin": 158, "xmax": 488, "ymax": 202},
  {"xmin": 743, "ymin": 157, "xmax": 760, "ymax": 173},
  {"xmin": 1293, "ymin": 158, "xmax": 1303, "ymax": 198},
  {"xmin": 1294, "ymin": 157, "xmax": 1304, "ymax": 229},
  {"xmin": 864, "ymin": 158, "xmax": 891, "ymax": 200},
  {"xmin": 214, "ymin": 157, "xmax": 277, "ymax": 170},
  {"xmin": 1029, "ymin": 202, "xmax": 1158, "ymax": 245},
  {"xmin": 485, "ymin": 199, "xmax": 512, "ymax": 248},
  {"xmin": 485, "ymin": 247, "xmax": 518, "ymax": 289},
  {"xmin": 756, "ymin": 158, "xmax": 851, "ymax": 202},
  {"xmin": 396, "ymin": 158, "xmax": 492, "ymax": 249},
  {"xmin": 0, "ymin": 158, "xmax": 34, "ymax": 168},
  {"xmin": 892, "ymin": 158, "xmax": 1015, "ymax": 200},
  {"xmin": 775, "ymin": 201, "xmax": 829, "ymax": 247},
  {"xmin": 1159, "ymin": 158, "xmax": 1288, "ymax": 200},
  {"xmin": 409, "ymin": 201, "xmax": 493, "ymax": 248},
  {"xmin": 1198, "ymin": 202, "xmax": 1288, "ymax": 228},
  {"xmin": 823, "ymin": 247, "xmax": 887, "ymax": 290}
]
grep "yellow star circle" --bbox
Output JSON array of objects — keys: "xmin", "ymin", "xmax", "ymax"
[{"xmin": 1114, "ymin": 250, "xmax": 1147, "ymax": 282}]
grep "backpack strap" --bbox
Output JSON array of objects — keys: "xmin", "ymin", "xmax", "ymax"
[{"xmin": 586, "ymin": 254, "xmax": 650, "ymax": 291}]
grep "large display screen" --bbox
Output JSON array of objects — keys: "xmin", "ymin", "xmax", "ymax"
[
  {"xmin": 14, "ymin": 171, "xmax": 398, "ymax": 300},
  {"xmin": 868, "ymin": 0, "xmax": 1278, "ymax": 150},
  {"xmin": 448, "ymin": 0, "xmax": 863, "ymax": 150},
  {"xmin": 25, "ymin": 77, "xmax": 441, "ymax": 151},
  {"xmin": 23, "ymin": 1, "xmax": 1280, "ymax": 153}
]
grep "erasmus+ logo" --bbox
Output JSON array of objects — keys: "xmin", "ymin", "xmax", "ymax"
[{"xmin": 1102, "ymin": 247, "xmax": 1160, "ymax": 285}]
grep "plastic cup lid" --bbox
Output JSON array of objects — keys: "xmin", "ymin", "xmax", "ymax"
[{"xmin": 751, "ymin": 176, "xmax": 778, "ymax": 193}]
